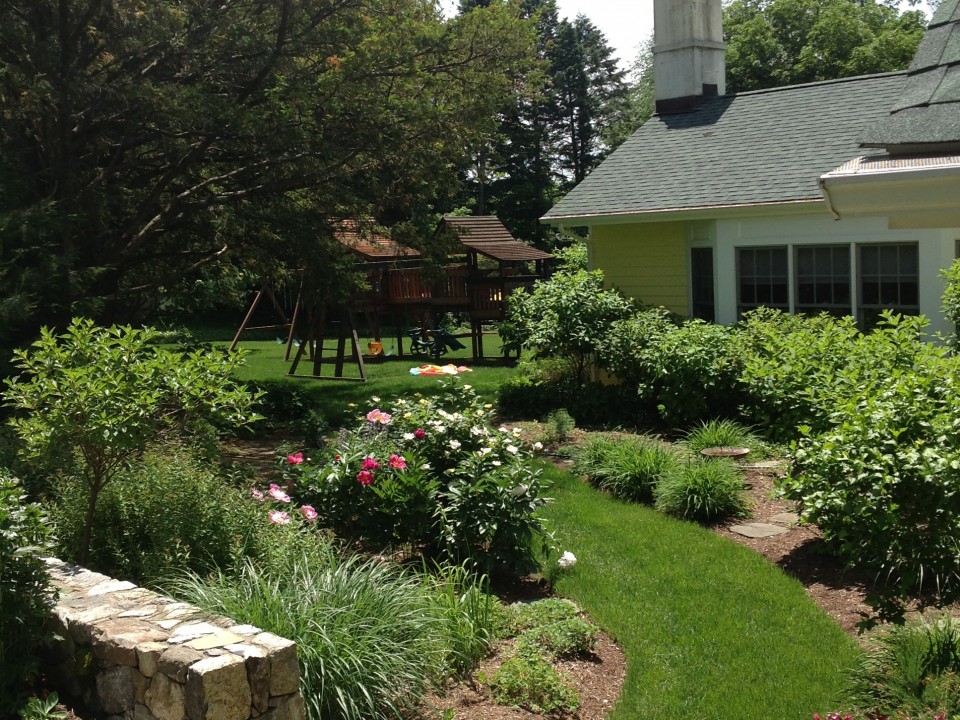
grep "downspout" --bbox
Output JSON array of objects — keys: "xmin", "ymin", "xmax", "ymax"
[{"xmin": 818, "ymin": 175, "xmax": 842, "ymax": 220}]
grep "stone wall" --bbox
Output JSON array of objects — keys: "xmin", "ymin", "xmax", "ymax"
[{"xmin": 43, "ymin": 558, "xmax": 306, "ymax": 720}]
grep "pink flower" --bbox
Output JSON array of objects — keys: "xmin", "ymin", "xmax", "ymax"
[
  {"xmin": 414, "ymin": 428, "xmax": 426, "ymax": 439},
  {"xmin": 389, "ymin": 454, "xmax": 407, "ymax": 470},
  {"xmin": 357, "ymin": 470, "xmax": 374, "ymax": 486},
  {"xmin": 268, "ymin": 510, "xmax": 291, "ymax": 525},
  {"xmin": 268, "ymin": 484, "xmax": 291, "ymax": 503},
  {"xmin": 362, "ymin": 457, "xmax": 380, "ymax": 471},
  {"xmin": 287, "ymin": 452, "xmax": 304, "ymax": 465},
  {"xmin": 300, "ymin": 505, "xmax": 318, "ymax": 522},
  {"xmin": 251, "ymin": 488, "xmax": 264, "ymax": 502},
  {"xmin": 365, "ymin": 409, "xmax": 393, "ymax": 425}
]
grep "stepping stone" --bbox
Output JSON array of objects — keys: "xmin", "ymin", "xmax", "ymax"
[
  {"xmin": 729, "ymin": 522, "xmax": 789, "ymax": 538},
  {"xmin": 769, "ymin": 512, "xmax": 799, "ymax": 526},
  {"xmin": 744, "ymin": 460, "xmax": 784, "ymax": 470}
]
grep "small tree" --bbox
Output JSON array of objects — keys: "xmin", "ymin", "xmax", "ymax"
[
  {"xmin": 501, "ymin": 270, "xmax": 634, "ymax": 384},
  {"xmin": 3, "ymin": 318, "xmax": 260, "ymax": 563}
]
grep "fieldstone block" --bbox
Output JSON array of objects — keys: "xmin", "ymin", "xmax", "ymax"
[
  {"xmin": 145, "ymin": 672, "xmax": 186, "ymax": 720},
  {"xmin": 93, "ymin": 619, "xmax": 165, "ymax": 666},
  {"xmin": 88, "ymin": 579, "xmax": 137, "ymax": 596},
  {"xmin": 252, "ymin": 634, "xmax": 299, "ymax": 697},
  {"xmin": 138, "ymin": 642, "xmax": 168, "ymax": 678},
  {"xmin": 227, "ymin": 645, "xmax": 269, "ymax": 714},
  {"xmin": 97, "ymin": 666, "xmax": 135, "ymax": 715},
  {"xmin": 134, "ymin": 704, "xmax": 159, "ymax": 720},
  {"xmin": 132, "ymin": 669, "xmax": 151, "ymax": 705},
  {"xmin": 158, "ymin": 646, "xmax": 204, "ymax": 683},
  {"xmin": 729, "ymin": 522, "xmax": 789, "ymax": 538},
  {"xmin": 185, "ymin": 655, "xmax": 251, "ymax": 720},
  {"xmin": 263, "ymin": 693, "xmax": 306, "ymax": 720}
]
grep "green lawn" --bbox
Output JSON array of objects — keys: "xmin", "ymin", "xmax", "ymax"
[
  {"xmin": 226, "ymin": 331, "xmax": 517, "ymax": 426},
  {"xmin": 539, "ymin": 463, "xmax": 859, "ymax": 720}
]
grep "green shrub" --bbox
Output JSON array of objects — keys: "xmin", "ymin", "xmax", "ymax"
[
  {"xmin": 940, "ymin": 259, "xmax": 960, "ymax": 350},
  {"xmin": 51, "ymin": 445, "xmax": 262, "ymax": 582},
  {"xmin": 600, "ymin": 309, "xmax": 742, "ymax": 427},
  {"xmin": 0, "ymin": 474, "xmax": 55, "ymax": 716},
  {"xmin": 169, "ymin": 542, "xmax": 452, "ymax": 720},
  {"xmin": 735, "ymin": 309, "xmax": 862, "ymax": 442},
  {"xmin": 295, "ymin": 382, "xmax": 551, "ymax": 574},
  {"xmin": 3, "ymin": 318, "xmax": 260, "ymax": 563},
  {"xmin": 784, "ymin": 343, "xmax": 960, "ymax": 616},
  {"xmin": 845, "ymin": 615, "xmax": 960, "ymax": 718},
  {"xmin": 541, "ymin": 409, "xmax": 575, "ymax": 444},
  {"xmin": 499, "ymin": 598, "xmax": 581, "ymax": 635},
  {"xmin": 485, "ymin": 655, "xmax": 580, "ymax": 714},
  {"xmin": 574, "ymin": 435, "xmax": 677, "ymax": 504},
  {"xmin": 515, "ymin": 617, "xmax": 598, "ymax": 660},
  {"xmin": 500, "ymin": 269, "xmax": 635, "ymax": 384},
  {"xmin": 654, "ymin": 458, "xmax": 748, "ymax": 523},
  {"xmin": 498, "ymin": 373, "xmax": 650, "ymax": 427}
]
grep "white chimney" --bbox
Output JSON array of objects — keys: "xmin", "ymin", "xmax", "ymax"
[{"xmin": 653, "ymin": 0, "xmax": 726, "ymax": 114}]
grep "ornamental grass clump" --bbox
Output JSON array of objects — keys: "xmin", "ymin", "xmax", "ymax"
[
  {"xmin": 574, "ymin": 434, "xmax": 677, "ymax": 504},
  {"xmin": 842, "ymin": 615, "xmax": 960, "ymax": 719},
  {"xmin": 291, "ymin": 381, "xmax": 552, "ymax": 574},
  {"xmin": 654, "ymin": 458, "xmax": 748, "ymax": 523},
  {"xmin": 169, "ymin": 539, "xmax": 457, "ymax": 720},
  {"xmin": 683, "ymin": 419, "xmax": 768, "ymax": 457}
]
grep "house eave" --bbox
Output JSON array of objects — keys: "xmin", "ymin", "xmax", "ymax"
[
  {"xmin": 819, "ymin": 161, "xmax": 960, "ymax": 229},
  {"xmin": 541, "ymin": 198, "xmax": 826, "ymax": 227}
]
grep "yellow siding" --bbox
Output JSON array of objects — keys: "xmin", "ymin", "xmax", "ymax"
[{"xmin": 590, "ymin": 222, "xmax": 688, "ymax": 315}]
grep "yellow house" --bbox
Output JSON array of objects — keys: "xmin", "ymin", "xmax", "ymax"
[{"xmin": 543, "ymin": 0, "xmax": 960, "ymax": 336}]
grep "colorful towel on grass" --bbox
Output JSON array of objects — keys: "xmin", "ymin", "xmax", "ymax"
[{"xmin": 409, "ymin": 364, "xmax": 472, "ymax": 376}]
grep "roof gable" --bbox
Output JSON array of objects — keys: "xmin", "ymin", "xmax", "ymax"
[{"xmin": 543, "ymin": 73, "xmax": 906, "ymax": 222}]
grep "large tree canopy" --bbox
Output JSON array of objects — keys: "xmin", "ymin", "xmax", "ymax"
[
  {"xmin": 0, "ymin": 0, "xmax": 535, "ymax": 346},
  {"xmin": 724, "ymin": 0, "xmax": 927, "ymax": 92}
]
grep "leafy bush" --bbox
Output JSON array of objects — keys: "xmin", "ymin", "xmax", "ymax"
[
  {"xmin": 654, "ymin": 458, "xmax": 748, "ymax": 523},
  {"xmin": 735, "ymin": 309, "xmax": 862, "ymax": 441},
  {"xmin": 844, "ymin": 615, "xmax": 960, "ymax": 718},
  {"xmin": 784, "ymin": 339, "xmax": 960, "ymax": 616},
  {"xmin": 574, "ymin": 435, "xmax": 677, "ymax": 504},
  {"xmin": 940, "ymin": 259, "xmax": 960, "ymax": 350},
  {"xmin": 0, "ymin": 474, "xmax": 55, "ymax": 716},
  {"xmin": 51, "ymin": 445, "xmax": 263, "ymax": 582},
  {"xmin": 515, "ymin": 617, "xmax": 598, "ymax": 660},
  {"xmin": 3, "ymin": 319, "xmax": 260, "ymax": 562},
  {"xmin": 168, "ymin": 542, "xmax": 453, "ymax": 720},
  {"xmin": 295, "ymin": 382, "xmax": 552, "ymax": 574},
  {"xmin": 600, "ymin": 308, "xmax": 742, "ymax": 427},
  {"xmin": 499, "ymin": 598, "xmax": 582, "ymax": 636},
  {"xmin": 485, "ymin": 655, "xmax": 580, "ymax": 714},
  {"xmin": 500, "ymin": 270, "xmax": 634, "ymax": 384}
]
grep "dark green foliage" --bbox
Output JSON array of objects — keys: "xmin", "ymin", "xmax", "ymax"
[
  {"xmin": 683, "ymin": 419, "xmax": 774, "ymax": 459},
  {"xmin": 846, "ymin": 615, "xmax": 960, "ymax": 718},
  {"xmin": 541, "ymin": 408, "xmax": 575, "ymax": 444},
  {"xmin": 784, "ymin": 334, "xmax": 960, "ymax": 616},
  {"xmin": 940, "ymin": 259, "xmax": 960, "ymax": 350},
  {"xmin": 600, "ymin": 308, "xmax": 743, "ymax": 427},
  {"xmin": 724, "ymin": 0, "xmax": 926, "ymax": 93},
  {"xmin": 0, "ymin": 474, "xmax": 55, "ymax": 716},
  {"xmin": 574, "ymin": 435, "xmax": 677, "ymax": 504},
  {"xmin": 485, "ymin": 655, "xmax": 580, "ymax": 714},
  {"xmin": 50, "ymin": 445, "xmax": 262, "ymax": 582},
  {"xmin": 654, "ymin": 459, "xmax": 748, "ymax": 524}
]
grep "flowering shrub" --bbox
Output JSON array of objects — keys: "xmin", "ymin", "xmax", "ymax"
[{"xmin": 292, "ymin": 382, "xmax": 551, "ymax": 574}]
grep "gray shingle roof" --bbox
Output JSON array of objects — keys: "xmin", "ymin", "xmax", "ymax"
[
  {"xmin": 860, "ymin": 1, "xmax": 960, "ymax": 147},
  {"xmin": 543, "ymin": 73, "xmax": 906, "ymax": 222}
]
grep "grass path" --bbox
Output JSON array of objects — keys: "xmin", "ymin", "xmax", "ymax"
[{"xmin": 539, "ymin": 463, "xmax": 860, "ymax": 720}]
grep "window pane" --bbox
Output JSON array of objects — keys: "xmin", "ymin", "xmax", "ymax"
[
  {"xmin": 861, "ymin": 280, "xmax": 879, "ymax": 305},
  {"xmin": 857, "ymin": 244, "xmax": 919, "ymax": 330},
  {"xmin": 900, "ymin": 247, "xmax": 918, "ymax": 275},
  {"xmin": 880, "ymin": 246, "xmax": 898, "ymax": 275},
  {"xmin": 797, "ymin": 282, "xmax": 814, "ymax": 304},
  {"xmin": 772, "ymin": 282, "xmax": 788, "ymax": 305},
  {"xmin": 901, "ymin": 281, "xmax": 918, "ymax": 306},
  {"xmin": 862, "ymin": 246, "xmax": 879, "ymax": 275}
]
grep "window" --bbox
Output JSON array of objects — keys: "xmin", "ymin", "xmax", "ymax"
[
  {"xmin": 737, "ymin": 247, "xmax": 788, "ymax": 317},
  {"xmin": 795, "ymin": 246, "xmax": 851, "ymax": 316},
  {"xmin": 858, "ymin": 244, "xmax": 919, "ymax": 328},
  {"xmin": 690, "ymin": 247, "xmax": 715, "ymax": 322}
]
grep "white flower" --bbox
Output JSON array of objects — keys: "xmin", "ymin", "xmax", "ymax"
[
  {"xmin": 436, "ymin": 425, "xmax": 447, "ymax": 433},
  {"xmin": 558, "ymin": 551, "xmax": 577, "ymax": 569},
  {"xmin": 499, "ymin": 426, "xmax": 509, "ymax": 433},
  {"xmin": 533, "ymin": 442, "xmax": 543, "ymax": 451},
  {"xmin": 470, "ymin": 426, "xmax": 484, "ymax": 436},
  {"xmin": 449, "ymin": 439, "xmax": 461, "ymax": 450},
  {"xmin": 371, "ymin": 396, "xmax": 381, "ymax": 403},
  {"xmin": 463, "ymin": 384, "xmax": 473, "ymax": 390},
  {"xmin": 480, "ymin": 446, "xmax": 493, "ymax": 455},
  {"xmin": 492, "ymin": 460, "xmax": 502, "ymax": 467},
  {"xmin": 513, "ymin": 427, "xmax": 522, "ymax": 436},
  {"xmin": 403, "ymin": 432, "xmax": 415, "ymax": 440},
  {"xmin": 506, "ymin": 445, "xmax": 519, "ymax": 454}
]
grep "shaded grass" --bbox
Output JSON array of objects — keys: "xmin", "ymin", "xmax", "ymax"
[
  {"xmin": 539, "ymin": 462, "xmax": 860, "ymax": 720},
  {"xmin": 226, "ymin": 334, "xmax": 517, "ymax": 427}
]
